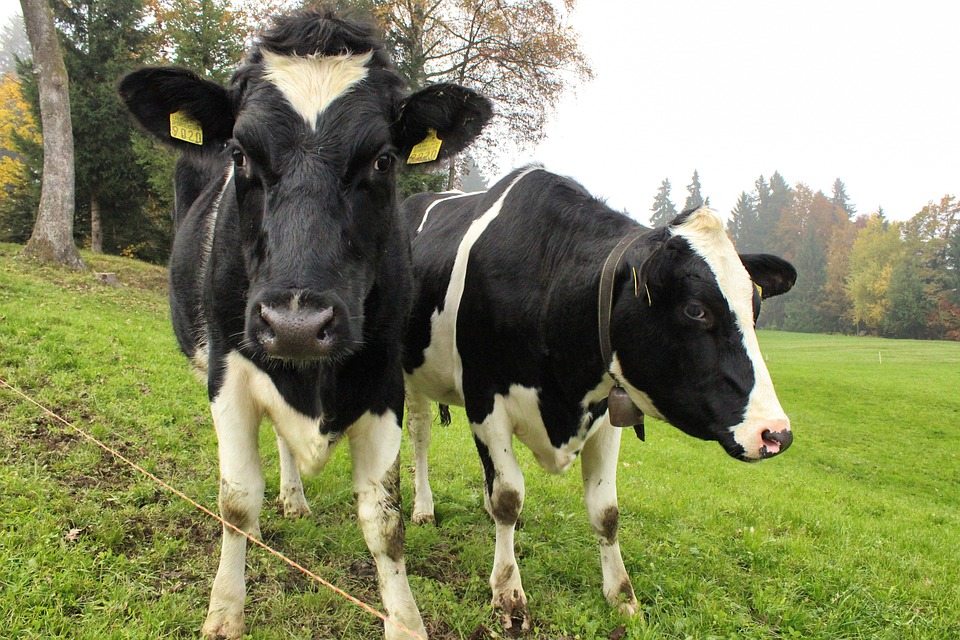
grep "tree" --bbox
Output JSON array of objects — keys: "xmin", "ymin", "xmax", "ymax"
[
  {"xmin": 53, "ymin": 0, "xmax": 157, "ymax": 256},
  {"xmin": 947, "ymin": 223, "xmax": 960, "ymax": 305},
  {"xmin": 754, "ymin": 172, "xmax": 793, "ymax": 328},
  {"xmin": 683, "ymin": 169, "xmax": 704, "ymax": 211},
  {"xmin": 821, "ymin": 221, "xmax": 857, "ymax": 333},
  {"xmin": 0, "ymin": 13, "xmax": 31, "ymax": 73},
  {"xmin": 0, "ymin": 71, "xmax": 41, "ymax": 242},
  {"xmin": 782, "ymin": 229, "xmax": 826, "ymax": 333},
  {"xmin": 19, "ymin": 0, "xmax": 83, "ymax": 268},
  {"xmin": 727, "ymin": 190, "xmax": 760, "ymax": 252},
  {"xmin": 831, "ymin": 177, "xmax": 855, "ymax": 219},
  {"xmin": 882, "ymin": 247, "xmax": 934, "ymax": 339},
  {"xmin": 649, "ymin": 178, "xmax": 677, "ymax": 227},
  {"xmin": 371, "ymin": 0, "xmax": 592, "ymax": 185},
  {"xmin": 148, "ymin": 0, "xmax": 246, "ymax": 82},
  {"xmin": 845, "ymin": 214, "xmax": 903, "ymax": 333}
]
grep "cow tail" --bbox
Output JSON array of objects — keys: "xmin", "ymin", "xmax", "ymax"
[{"xmin": 438, "ymin": 404, "xmax": 452, "ymax": 426}]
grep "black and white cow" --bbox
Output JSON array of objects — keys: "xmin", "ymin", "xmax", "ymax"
[
  {"xmin": 119, "ymin": 10, "xmax": 491, "ymax": 639},
  {"xmin": 400, "ymin": 167, "xmax": 797, "ymax": 630}
]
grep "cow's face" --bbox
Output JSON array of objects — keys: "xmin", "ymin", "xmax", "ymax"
[
  {"xmin": 120, "ymin": 11, "xmax": 491, "ymax": 363},
  {"xmin": 613, "ymin": 209, "xmax": 796, "ymax": 461}
]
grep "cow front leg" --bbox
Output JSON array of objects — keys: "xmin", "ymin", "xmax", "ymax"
[
  {"xmin": 349, "ymin": 411, "xmax": 426, "ymax": 640},
  {"xmin": 405, "ymin": 389, "xmax": 435, "ymax": 524},
  {"xmin": 473, "ymin": 410, "xmax": 529, "ymax": 632},
  {"xmin": 276, "ymin": 431, "xmax": 310, "ymax": 518},
  {"xmin": 581, "ymin": 420, "xmax": 638, "ymax": 615},
  {"xmin": 202, "ymin": 365, "xmax": 265, "ymax": 639}
]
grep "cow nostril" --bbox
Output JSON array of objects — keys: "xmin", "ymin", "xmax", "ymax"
[{"xmin": 761, "ymin": 428, "xmax": 793, "ymax": 455}]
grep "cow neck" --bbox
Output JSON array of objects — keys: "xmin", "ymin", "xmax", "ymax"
[{"xmin": 597, "ymin": 228, "xmax": 647, "ymax": 440}]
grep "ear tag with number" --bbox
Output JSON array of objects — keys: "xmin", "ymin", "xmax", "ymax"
[
  {"xmin": 169, "ymin": 111, "xmax": 203, "ymax": 145},
  {"xmin": 406, "ymin": 128, "xmax": 442, "ymax": 164},
  {"xmin": 608, "ymin": 386, "xmax": 645, "ymax": 440}
]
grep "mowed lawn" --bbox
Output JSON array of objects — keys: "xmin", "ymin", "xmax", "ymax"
[{"xmin": 1, "ymin": 243, "xmax": 957, "ymax": 639}]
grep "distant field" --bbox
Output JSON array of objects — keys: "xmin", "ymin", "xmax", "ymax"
[{"xmin": 1, "ymin": 244, "xmax": 958, "ymax": 639}]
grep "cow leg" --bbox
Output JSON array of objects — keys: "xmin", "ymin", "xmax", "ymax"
[
  {"xmin": 202, "ymin": 372, "xmax": 265, "ymax": 640},
  {"xmin": 405, "ymin": 390, "xmax": 435, "ymax": 525},
  {"xmin": 580, "ymin": 420, "xmax": 638, "ymax": 615},
  {"xmin": 473, "ymin": 409, "xmax": 530, "ymax": 632},
  {"xmin": 275, "ymin": 431, "xmax": 311, "ymax": 518},
  {"xmin": 349, "ymin": 410, "xmax": 426, "ymax": 640}
]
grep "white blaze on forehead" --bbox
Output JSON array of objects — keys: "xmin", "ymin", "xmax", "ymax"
[
  {"xmin": 669, "ymin": 208, "xmax": 789, "ymax": 441},
  {"xmin": 262, "ymin": 50, "xmax": 373, "ymax": 129}
]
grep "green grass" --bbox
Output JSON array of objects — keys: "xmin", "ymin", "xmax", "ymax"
[{"xmin": 1, "ymin": 242, "xmax": 958, "ymax": 639}]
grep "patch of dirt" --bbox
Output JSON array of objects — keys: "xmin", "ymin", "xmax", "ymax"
[{"xmin": 407, "ymin": 540, "xmax": 473, "ymax": 594}]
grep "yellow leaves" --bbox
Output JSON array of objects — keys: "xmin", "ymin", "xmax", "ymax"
[
  {"xmin": 845, "ymin": 214, "xmax": 904, "ymax": 329},
  {"xmin": 0, "ymin": 72, "xmax": 40, "ymax": 192}
]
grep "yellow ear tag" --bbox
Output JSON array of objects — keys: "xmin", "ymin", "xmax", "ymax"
[
  {"xmin": 406, "ymin": 128, "xmax": 442, "ymax": 164},
  {"xmin": 169, "ymin": 111, "xmax": 203, "ymax": 145},
  {"xmin": 755, "ymin": 283, "xmax": 763, "ymax": 298}
]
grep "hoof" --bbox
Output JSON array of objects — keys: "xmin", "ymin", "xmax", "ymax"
[
  {"xmin": 411, "ymin": 511, "xmax": 435, "ymax": 526},
  {"xmin": 278, "ymin": 489, "xmax": 311, "ymax": 519},
  {"xmin": 201, "ymin": 610, "xmax": 244, "ymax": 640},
  {"xmin": 384, "ymin": 616, "xmax": 428, "ymax": 640},
  {"xmin": 606, "ymin": 579, "xmax": 639, "ymax": 617},
  {"xmin": 494, "ymin": 589, "xmax": 530, "ymax": 633}
]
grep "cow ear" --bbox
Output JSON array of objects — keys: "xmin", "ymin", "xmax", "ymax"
[
  {"xmin": 740, "ymin": 253, "xmax": 797, "ymax": 298},
  {"xmin": 118, "ymin": 67, "xmax": 234, "ymax": 153},
  {"xmin": 394, "ymin": 83, "xmax": 493, "ymax": 165}
]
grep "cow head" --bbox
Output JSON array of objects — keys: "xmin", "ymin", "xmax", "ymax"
[
  {"xmin": 611, "ymin": 208, "xmax": 796, "ymax": 461},
  {"xmin": 119, "ymin": 10, "xmax": 492, "ymax": 363}
]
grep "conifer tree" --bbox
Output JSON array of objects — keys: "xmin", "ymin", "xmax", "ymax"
[
  {"xmin": 649, "ymin": 178, "xmax": 677, "ymax": 227},
  {"xmin": 684, "ymin": 169, "xmax": 704, "ymax": 211},
  {"xmin": 831, "ymin": 178, "xmax": 856, "ymax": 219},
  {"xmin": 727, "ymin": 191, "xmax": 759, "ymax": 252}
]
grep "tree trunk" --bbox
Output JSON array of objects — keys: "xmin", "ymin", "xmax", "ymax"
[
  {"xmin": 90, "ymin": 192, "xmax": 102, "ymax": 253},
  {"xmin": 446, "ymin": 154, "xmax": 460, "ymax": 190},
  {"xmin": 20, "ymin": 0, "xmax": 83, "ymax": 269}
]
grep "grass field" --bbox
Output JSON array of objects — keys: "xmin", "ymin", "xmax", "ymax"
[{"xmin": 1, "ymin": 243, "xmax": 958, "ymax": 639}]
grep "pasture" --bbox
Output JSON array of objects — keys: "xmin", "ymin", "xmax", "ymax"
[{"xmin": 1, "ymin": 243, "xmax": 958, "ymax": 639}]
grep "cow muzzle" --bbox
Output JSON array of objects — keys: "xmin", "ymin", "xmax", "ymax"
[
  {"xmin": 730, "ymin": 418, "xmax": 793, "ymax": 461},
  {"xmin": 248, "ymin": 292, "xmax": 351, "ymax": 361}
]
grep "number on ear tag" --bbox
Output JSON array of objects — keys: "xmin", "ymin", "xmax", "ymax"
[
  {"xmin": 169, "ymin": 111, "xmax": 203, "ymax": 145},
  {"xmin": 407, "ymin": 128, "xmax": 442, "ymax": 164}
]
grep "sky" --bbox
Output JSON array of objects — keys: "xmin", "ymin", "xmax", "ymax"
[
  {"xmin": 3, "ymin": 2, "xmax": 957, "ymax": 223},
  {"xmin": 502, "ymin": 1, "xmax": 960, "ymax": 222}
]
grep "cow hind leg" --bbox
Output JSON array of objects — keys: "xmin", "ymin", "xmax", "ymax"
[
  {"xmin": 275, "ymin": 431, "xmax": 311, "ymax": 518},
  {"xmin": 406, "ymin": 390, "xmax": 435, "ymax": 525},
  {"xmin": 349, "ymin": 411, "xmax": 426, "ymax": 640},
  {"xmin": 202, "ymin": 372, "xmax": 265, "ymax": 639},
  {"xmin": 580, "ymin": 420, "xmax": 639, "ymax": 616},
  {"xmin": 473, "ymin": 409, "xmax": 530, "ymax": 632}
]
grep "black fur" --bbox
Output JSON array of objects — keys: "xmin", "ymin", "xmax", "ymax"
[{"xmin": 120, "ymin": 11, "xmax": 492, "ymax": 425}]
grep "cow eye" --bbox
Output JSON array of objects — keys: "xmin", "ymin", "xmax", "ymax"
[
  {"xmin": 373, "ymin": 154, "xmax": 393, "ymax": 173},
  {"xmin": 232, "ymin": 149, "xmax": 247, "ymax": 168},
  {"xmin": 683, "ymin": 302, "xmax": 708, "ymax": 323}
]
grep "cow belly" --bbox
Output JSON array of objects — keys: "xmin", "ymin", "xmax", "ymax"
[
  {"xmin": 220, "ymin": 351, "xmax": 339, "ymax": 475},
  {"xmin": 502, "ymin": 385, "xmax": 594, "ymax": 475},
  {"xmin": 408, "ymin": 308, "xmax": 464, "ymax": 406}
]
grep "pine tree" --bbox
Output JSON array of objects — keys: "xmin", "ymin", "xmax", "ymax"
[
  {"xmin": 754, "ymin": 172, "xmax": 793, "ymax": 328},
  {"xmin": 152, "ymin": 0, "xmax": 245, "ymax": 83},
  {"xmin": 649, "ymin": 178, "xmax": 677, "ymax": 227},
  {"xmin": 783, "ymin": 230, "xmax": 827, "ymax": 333},
  {"xmin": 831, "ymin": 178, "xmax": 856, "ymax": 219},
  {"xmin": 684, "ymin": 170, "xmax": 704, "ymax": 211},
  {"xmin": 727, "ymin": 191, "xmax": 758, "ymax": 252},
  {"xmin": 53, "ymin": 0, "xmax": 157, "ymax": 257}
]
